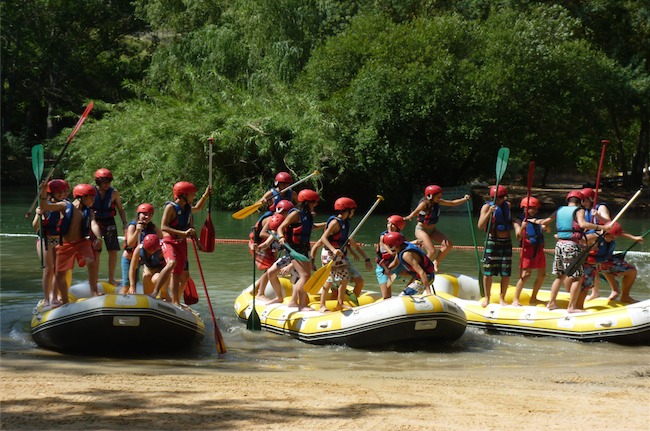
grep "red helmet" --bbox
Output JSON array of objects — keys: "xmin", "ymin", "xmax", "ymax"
[
  {"xmin": 489, "ymin": 185, "xmax": 508, "ymax": 198},
  {"xmin": 566, "ymin": 190, "xmax": 584, "ymax": 202},
  {"xmin": 137, "ymin": 203, "xmax": 155, "ymax": 214},
  {"xmin": 173, "ymin": 181, "xmax": 197, "ymax": 199},
  {"xmin": 334, "ymin": 197, "xmax": 357, "ymax": 211},
  {"xmin": 520, "ymin": 197, "xmax": 541, "ymax": 209},
  {"xmin": 274, "ymin": 172, "xmax": 293, "ymax": 185},
  {"xmin": 425, "ymin": 185, "xmax": 442, "ymax": 199},
  {"xmin": 94, "ymin": 168, "xmax": 113, "ymax": 180},
  {"xmin": 383, "ymin": 232, "xmax": 405, "ymax": 248},
  {"xmin": 73, "ymin": 184, "xmax": 97, "ymax": 198},
  {"xmin": 47, "ymin": 179, "xmax": 70, "ymax": 194},
  {"xmin": 142, "ymin": 234, "xmax": 161, "ymax": 252},
  {"xmin": 269, "ymin": 214, "xmax": 285, "ymax": 231},
  {"xmin": 581, "ymin": 188, "xmax": 595, "ymax": 201},
  {"xmin": 297, "ymin": 189, "xmax": 320, "ymax": 203},
  {"xmin": 275, "ymin": 200, "xmax": 294, "ymax": 212},
  {"xmin": 607, "ymin": 222, "xmax": 623, "ymax": 237},
  {"xmin": 387, "ymin": 215, "xmax": 406, "ymax": 231}
]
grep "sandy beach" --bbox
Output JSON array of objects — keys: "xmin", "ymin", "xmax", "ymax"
[{"xmin": 1, "ymin": 356, "xmax": 649, "ymax": 431}]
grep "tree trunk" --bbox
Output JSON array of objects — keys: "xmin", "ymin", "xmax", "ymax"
[{"xmin": 630, "ymin": 106, "xmax": 649, "ymax": 188}]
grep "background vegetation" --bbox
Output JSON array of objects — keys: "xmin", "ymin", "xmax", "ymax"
[{"xmin": 2, "ymin": 0, "xmax": 648, "ymax": 211}]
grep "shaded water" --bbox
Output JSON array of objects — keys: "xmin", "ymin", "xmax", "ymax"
[{"xmin": 1, "ymin": 190, "xmax": 649, "ymax": 371}]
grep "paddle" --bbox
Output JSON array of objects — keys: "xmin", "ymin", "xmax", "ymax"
[
  {"xmin": 183, "ymin": 277, "xmax": 199, "ymax": 305},
  {"xmin": 232, "ymin": 170, "xmax": 320, "ymax": 220},
  {"xmin": 26, "ymin": 101, "xmax": 94, "ymax": 218},
  {"xmin": 565, "ymin": 187, "xmax": 643, "ymax": 276},
  {"xmin": 31, "ymin": 144, "xmax": 45, "ymax": 268},
  {"xmin": 593, "ymin": 140, "xmax": 608, "ymax": 208},
  {"xmin": 200, "ymin": 138, "xmax": 215, "ymax": 252},
  {"xmin": 246, "ymin": 250, "xmax": 262, "ymax": 331},
  {"xmin": 305, "ymin": 195, "xmax": 384, "ymax": 294},
  {"xmin": 466, "ymin": 199, "xmax": 483, "ymax": 292},
  {"xmin": 481, "ymin": 147, "xmax": 510, "ymax": 296},
  {"xmin": 613, "ymin": 227, "xmax": 650, "ymax": 260},
  {"xmin": 270, "ymin": 232, "xmax": 310, "ymax": 262},
  {"xmin": 190, "ymin": 240, "xmax": 227, "ymax": 354},
  {"xmin": 519, "ymin": 161, "xmax": 535, "ymax": 278}
]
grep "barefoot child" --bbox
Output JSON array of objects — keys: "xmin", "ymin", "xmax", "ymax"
[
  {"xmin": 38, "ymin": 182, "xmax": 102, "ymax": 303},
  {"xmin": 512, "ymin": 196, "xmax": 548, "ymax": 306},
  {"xmin": 126, "ymin": 234, "xmax": 170, "ymax": 296},
  {"xmin": 404, "ymin": 185, "xmax": 470, "ymax": 272},
  {"xmin": 374, "ymin": 215, "xmax": 407, "ymax": 299},
  {"xmin": 92, "ymin": 168, "xmax": 127, "ymax": 286}
]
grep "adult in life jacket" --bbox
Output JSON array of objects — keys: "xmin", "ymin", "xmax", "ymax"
[
  {"xmin": 125, "ymin": 234, "xmax": 170, "ymax": 297},
  {"xmin": 120, "ymin": 203, "xmax": 162, "ymax": 294},
  {"xmin": 512, "ymin": 196, "xmax": 549, "ymax": 306},
  {"xmin": 477, "ymin": 185, "xmax": 513, "ymax": 307},
  {"xmin": 37, "ymin": 182, "xmax": 103, "ymax": 303},
  {"xmin": 582, "ymin": 222, "xmax": 643, "ymax": 304},
  {"xmin": 276, "ymin": 189, "xmax": 323, "ymax": 310},
  {"xmin": 382, "ymin": 232, "xmax": 436, "ymax": 295},
  {"xmin": 31, "ymin": 179, "xmax": 70, "ymax": 307},
  {"xmin": 403, "ymin": 185, "xmax": 470, "ymax": 272},
  {"xmin": 91, "ymin": 168, "xmax": 128, "ymax": 286},
  {"xmin": 374, "ymin": 215, "xmax": 407, "ymax": 299},
  {"xmin": 251, "ymin": 200, "xmax": 295, "ymax": 303},
  {"xmin": 545, "ymin": 190, "xmax": 612, "ymax": 313},
  {"xmin": 311, "ymin": 197, "xmax": 373, "ymax": 312},
  {"xmin": 256, "ymin": 171, "xmax": 298, "ymax": 216}
]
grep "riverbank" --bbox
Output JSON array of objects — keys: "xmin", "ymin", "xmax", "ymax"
[{"xmin": 1, "ymin": 356, "xmax": 648, "ymax": 430}]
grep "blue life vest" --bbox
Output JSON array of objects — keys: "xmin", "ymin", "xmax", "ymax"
[
  {"xmin": 40, "ymin": 209, "xmax": 62, "ymax": 236},
  {"xmin": 165, "ymin": 201, "xmax": 191, "ymax": 231},
  {"xmin": 59, "ymin": 201, "xmax": 92, "ymax": 238},
  {"xmin": 250, "ymin": 213, "xmax": 272, "ymax": 244},
  {"xmin": 518, "ymin": 214, "xmax": 544, "ymax": 247},
  {"xmin": 124, "ymin": 221, "xmax": 158, "ymax": 252},
  {"xmin": 287, "ymin": 207, "xmax": 313, "ymax": 246},
  {"xmin": 268, "ymin": 187, "xmax": 293, "ymax": 212},
  {"xmin": 556, "ymin": 206, "xmax": 582, "ymax": 240},
  {"xmin": 485, "ymin": 200, "xmax": 512, "ymax": 234},
  {"xmin": 593, "ymin": 237, "xmax": 615, "ymax": 263},
  {"xmin": 139, "ymin": 247, "xmax": 165, "ymax": 269},
  {"xmin": 398, "ymin": 243, "xmax": 435, "ymax": 280}
]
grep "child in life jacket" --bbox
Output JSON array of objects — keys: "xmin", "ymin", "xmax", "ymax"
[
  {"xmin": 251, "ymin": 200, "xmax": 295, "ymax": 301},
  {"xmin": 582, "ymin": 222, "xmax": 643, "ymax": 304},
  {"xmin": 120, "ymin": 203, "xmax": 162, "ymax": 294},
  {"xmin": 255, "ymin": 171, "xmax": 298, "ymax": 217},
  {"xmin": 37, "ymin": 181, "xmax": 103, "ymax": 303},
  {"xmin": 374, "ymin": 215, "xmax": 407, "ymax": 299},
  {"xmin": 311, "ymin": 197, "xmax": 373, "ymax": 312},
  {"xmin": 32, "ymin": 179, "xmax": 70, "ymax": 307},
  {"xmin": 512, "ymin": 196, "xmax": 549, "ymax": 306},
  {"xmin": 404, "ymin": 185, "xmax": 470, "ymax": 272},
  {"xmin": 477, "ymin": 185, "xmax": 513, "ymax": 307},
  {"xmin": 91, "ymin": 168, "xmax": 127, "ymax": 286},
  {"xmin": 126, "ymin": 233, "xmax": 169, "ymax": 297},
  {"xmin": 382, "ymin": 232, "xmax": 436, "ymax": 296}
]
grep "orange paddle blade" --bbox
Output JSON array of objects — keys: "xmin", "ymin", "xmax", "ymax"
[{"xmin": 232, "ymin": 202, "xmax": 262, "ymax": 220}]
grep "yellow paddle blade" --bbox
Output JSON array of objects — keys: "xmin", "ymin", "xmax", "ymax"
[
  {"xmin": 232, "ymin": 201, "xmax": 262, "ymax": 220},
  {"xmin": 304, "ymin": 260, "xmax": 334, "ymax": 294}
]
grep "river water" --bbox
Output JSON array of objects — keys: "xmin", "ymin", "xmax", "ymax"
[{"xmin": 1, "ymin": 189, "xmax": 649, "ymax": 371}]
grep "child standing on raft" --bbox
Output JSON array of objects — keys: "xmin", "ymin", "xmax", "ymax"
[{"xmin": 404, "ymin": 185, "xmax": 470, "ymax": 272}]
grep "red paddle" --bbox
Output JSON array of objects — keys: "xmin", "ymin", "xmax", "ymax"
[
  {"xmin": 183, "ymin": 277, "xmax": 199, "ymax": 305},
  {"xmin": 593, "ymin": 140, "xmax": 609, "ymax": 208},
  {"xmin": 200, "ymin": 138, "xmax": 215, "ymax": 252}
]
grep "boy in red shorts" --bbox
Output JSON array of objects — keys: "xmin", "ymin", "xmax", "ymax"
[
  {"xmin": 38, "ymin": 182, "xmax": 102, "ymax": 303},
  {"xmin": 512, "ymin": 196, "xmax": 549, "ymax": 306}
]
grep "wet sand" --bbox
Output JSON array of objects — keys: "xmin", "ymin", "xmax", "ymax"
[{"xmin": 1, "ymin": 356, "xmax": 649, "ymax": 430}]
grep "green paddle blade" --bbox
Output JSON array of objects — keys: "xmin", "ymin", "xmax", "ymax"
[
  {"xmin": 31, "ymin": 144, "xmax": 44, "ymax": 183},
  {"xmin": 495, "ymin": 147, "xmax": 510, "ymax": 182}
]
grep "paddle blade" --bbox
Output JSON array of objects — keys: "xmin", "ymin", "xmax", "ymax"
[
  {"xmin": 199, "ymin": 213, "xmax": 215, "ymax": 252},
  {"xmin": 31, "ymin": 144, "xmax": 44, "ymax": 182},
  {"xmin": 184, "ymin": 277, "xmax": 199, "ymax": 305},
  {"xmin": 246, "ymin": 303, "xmax": 262, "ymax": 331},
  {"xmin": 304, "ymin": 260, "xmax": 333, "ymax": 294},
  {"xmin": 495, "ymin": 147, "xmax": 510, "ymax": 182},
  {"xmin": 232, "ymin": 202, "xmax": 262, "ymax": 220}
]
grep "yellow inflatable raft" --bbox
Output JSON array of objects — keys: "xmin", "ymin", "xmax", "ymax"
[
  {"xmin": 433, "ymin": 273, "xmax": 650, "ymax": 345},
  {"xmin": 233, "ymin": 277, "xmax": 467, "ymax": 348},
  {"xmin": 31, "ymin": 281, "xmax": 205, "ymax": 354}
]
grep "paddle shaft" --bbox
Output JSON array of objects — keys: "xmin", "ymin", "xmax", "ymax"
[
  {"xmin": 593, "ymin": 140, "xmax": 608, "ymax": 207},
  {"xmin": 191, "ymin": 240, "xmax": 227, "ymax": 353},
  {"xmin": 341, "ymin": 195, "xmax": 384, "ymax": 253},
  {"xmin": 32, "ymin": 145, "xmax": 45, "ymax": 269},
  {"xmin": 467, "ymin": 199, "xmax": 483, "ymax": 291},
  {"xmin": 261, "ymin": 170, "xmax": 321, "ymax": 205},
  {"xmin": 26, "ymin": 102, "xmax": 94, "ymax": 218}
]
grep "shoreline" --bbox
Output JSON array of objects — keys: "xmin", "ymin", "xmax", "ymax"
[{"xmin": 1, "ymin": 356, "xmax": 649, "ymax": 430}]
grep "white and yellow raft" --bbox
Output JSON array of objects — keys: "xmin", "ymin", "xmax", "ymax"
[
  {"xmin": 233, "ymin": 277, "xmax": 467, "ymax": 348},
  {"xmin": 433, "ymin": 273, "xmax": 650, "ymax": 345},
  {"xmin": 31, "ymin": 281, "xmax": 205, "ymax": 354}
]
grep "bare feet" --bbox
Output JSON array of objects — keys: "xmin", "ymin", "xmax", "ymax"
[
  {"xmin": 511, "ymin": 299, "xmax": 522, "ymax": 307},
  {"xmin": 585, "ymin": 293, "xmax": 598, "ymax": 302},
  {"xmin": 287, "ymin": 302, "xmax": 300, "ymax": 308},
  {"xmin": 607, "ymin": 291, "xmax": 620, "ymax": 301},
  {"xmin": 433, "ymin": 260, "xmax": 440, "ymax": 273},
  {"xmin": 529, "ymin": 298, "xmax": 544, "ymax": 306},
  {"xmin": 108, "ymin": 279, "xmax": 118, "ymax": 286},
  {"xmin": 499, "ymin": 299, "xmax": 508, "ymax": 306},
  {"xmin": 546, "ymin": 301, "xmax": 559, "ymax": 310},
  {"xmin": 567, "ymin": 307, "xmax": 584, "ymax": 314},
  {"xmin": 149, "ymin": 290, "xmax": 159, "ymax": 299},
  {"xmin": 319, "ymin": 306, "xmax": 329, "ymax": 313},
  {"xmin": 480, "ymin": 298, "xmax": 489, "ymax": 308},
  {"xmin": 620, "ymin": 296, "xmax": 638, "ymax": 304}
]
